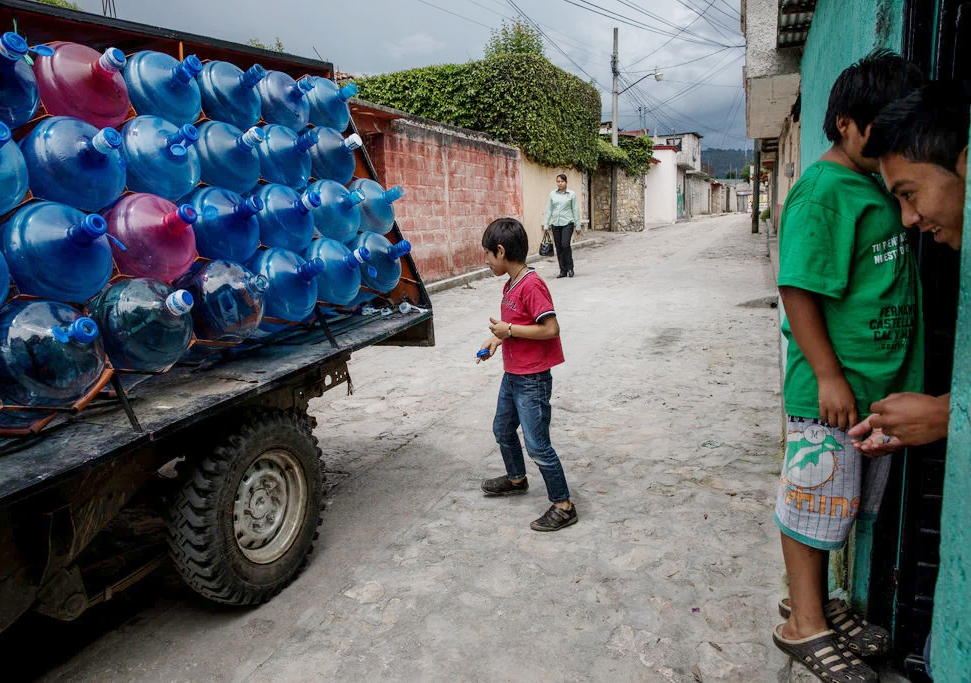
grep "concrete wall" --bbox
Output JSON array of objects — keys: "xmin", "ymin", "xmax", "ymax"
[
  {"xmin": 931, "ymin": 141, "xmax": 971, "ymax": 679},
  {"xmin": 366, "ymin": 119, "xmax": 523, "ymax": 283},
  {"xmin": 799, "ymin": 0, "xmax": 906, "ymax": 169},
  {"xmin": 644, "ymin": 149, "xmax": 678, "ymax": 224},
  {"xmin": 522, "ymin": 160, "xmax": 585, "ymax": 253},
  {"xmin": 592, "ymin": 168, "xmax": 646, "ymax": 231},
  {"xmin": 777, "ymin": 117, "xmax": 801, "ymax": 227},
  {"xmin": 688, "ymin": 175, "xmax": 711, "ymax": 216}
]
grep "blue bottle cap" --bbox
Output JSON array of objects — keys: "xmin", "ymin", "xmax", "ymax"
[
  {"xmin": 295, "ymin": 128, "xmax": 319, "ymax": 153},
  {"xmin": 390, "ymin": 240, "xmax": 412, "ymax": 258},
  {"xmin": 177, "ymin": 204, "xmax": 198, "ymax": 224},
  {"xmin": 298, "ymin": 257, "xmax": 326, "ymax": 281},
  {"xmin": 242, "ymin": 63, "xmax": 267, "ymax": 88},
  {"xmin": 29, "ymin": 44, "xmax": 54, "ymax": 58},
  {"xmin": 477, "ymin": 348, "xmax": 491, "ymax": 359},
  {"xmin": 347, "ymin": 189, "xmax": 366, "ymax": 206},
  {"xmin": 339, "ymin": 82, "xmax": 360, "ymax": 102},
  {"xmin": 99, "ymin": 47, "xmax": 126, "ymax": 72},
  {"xmin": 180, "ymin": 124, "xmax": 200, "ymax": 146},
  {"xmin": 176, "ymin": 54, "xmax": 204, "ymax": 82},
  {"xmin": 168, "ymin": 143, "xmax": 188, "ymax": 158},
  {"xmin": 240, "ymin": 126, "xmax": 264, "ymax": 148},
  {"xmin": 79, "ymin": 214, "xmax": 108, "ymax": 240},
  {"xmin": 301, "ymin": 190, "xmax": 322, "ymax": 210},
  {"xmin": 0, "ymin": 122, "xmax": 10, "ymax": 147},
  {"xmin": 236, "ymin": 195, "xmax": 263, "ymax": 218},
  {"xmin": 384, "ymin": 185, "xmax": 405, "ymax": 203},
  {"xmin": 366, "ymin": 265, "xmax": 378, "ymax": 278},
  {"xmin": 342, "ymin": 133, "xmax": 363, "ymax": 152},
  {"xmin": 296, "ymin": 77, "xmax": 315, "ymax": 96},
  {"xmin": 0, "ymin": 32, "xmax": 27, "ymax": 60},
  {"xmin": 53, "ymin": 317, "xmax": 100, "ymax": 344},
  {"xmin": 248, "ymin": 274, "xmax": 269, "ymax": 294},
  {"xmin": 91, "ymin": 127, "xmax": 122, "ymax": 154},
  {"xmin": 354, "ymin": 246, "xmax": 371, "ymax": 262},
  {"xmin": 166, "ymin": 290, "xmax": 194, "ymax": 315}
]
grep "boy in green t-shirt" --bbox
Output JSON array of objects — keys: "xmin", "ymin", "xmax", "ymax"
[{"xmin": 772, "ymin": 50, "xmax": 924, "ymax": 682}]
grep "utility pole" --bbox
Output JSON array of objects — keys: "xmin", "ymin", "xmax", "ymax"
[
  {"xmin": 610, "ymin": 28, "xmax": 619, "ymax": 232},
  {"xmin": 751, "ymin": 139, "xmax": 761, "ymax": 234}
]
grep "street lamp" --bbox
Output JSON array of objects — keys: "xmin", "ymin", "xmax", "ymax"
[{"xmin": 618, "ymin": 68, "xmax": 663, "ymax": 96}]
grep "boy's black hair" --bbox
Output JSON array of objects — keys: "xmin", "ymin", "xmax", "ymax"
[
  {"xmin": 862, "ymin": 81, "xmax": 971, "ymax": 173},
  {"xmin": 823, "ymin": 49, "xmax": 924, "ymax": 143},
  {"xmin": 482, "ymin": 217, "xmax": 529, "ymax": 262},
  {"xmin": 556, "ymin": 173, "xmax": 568, "ymax": 182}
]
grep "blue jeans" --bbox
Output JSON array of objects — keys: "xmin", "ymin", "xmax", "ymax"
[{"xmin": 493, "ymin": 371, "xmax": 570, "ymax": 503}]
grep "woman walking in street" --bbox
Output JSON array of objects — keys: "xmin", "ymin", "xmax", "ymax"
[{"xmin": 543, "ymin": 174, "xmax": 580, "ymax": 278}]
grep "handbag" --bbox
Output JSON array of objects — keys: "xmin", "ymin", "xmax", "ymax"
[{"xmin": 539, "ymin": 231, "xmax": 554, "ymax": 257}]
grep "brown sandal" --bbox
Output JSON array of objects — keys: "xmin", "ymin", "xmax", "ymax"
[
  {"xmin": 778, "ymin": 598, "xmax": 891, "ymax": 656},
  {"xmin": 773, "ymin": 625, "xmax": 878, "ymax": 682}
]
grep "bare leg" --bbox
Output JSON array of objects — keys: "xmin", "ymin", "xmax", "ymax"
[{"xmin": 780, "ymin": 531, "xmax": 829, "ymax": 639}]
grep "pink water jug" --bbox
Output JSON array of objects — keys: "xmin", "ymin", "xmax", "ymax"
[
  {"xmin": 32, "ymin": 42, "xmax": 131, "ymax": 129},
  {"xmin": 103, "ymin": 193, "xmax": 198, "ymax": 283}
]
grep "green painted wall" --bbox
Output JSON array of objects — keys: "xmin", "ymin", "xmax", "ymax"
[
  {"xmin": 799, "ymin": 0, "xmax": 906, "ymax": 170},
  {"xmin": 931, "ymin": 131, "xmax": 971, "ymax": 679}
]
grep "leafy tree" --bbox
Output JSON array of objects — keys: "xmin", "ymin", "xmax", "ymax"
[
  {"xmin": 740, "ymin": 163, "xmax": 750, "ymax": 182},
  {"xmin": 33, "ymin": 0, "xmax": 83, "ymax": 10},
  {"xmin": 246, "ymin": 37, "xmax": 285, "ymax": 53},
  {"xmin": 484, "ymin": 19, "xmax": 544, "ymax": 59}
]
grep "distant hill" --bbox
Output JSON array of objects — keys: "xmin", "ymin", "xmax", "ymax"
[{"xmin": 700, "ymin": 148, "xmax": 753, "ymax": 179}]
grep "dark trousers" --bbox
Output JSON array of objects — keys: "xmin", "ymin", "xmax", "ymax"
[{"xmin": 551, "ymin": 223, "xmax": 574, "ymax": 274}]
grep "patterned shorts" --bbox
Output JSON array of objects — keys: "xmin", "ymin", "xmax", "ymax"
[{"xmin": 774, "ymin": 416, "xmax": 892, "ymax": 551}]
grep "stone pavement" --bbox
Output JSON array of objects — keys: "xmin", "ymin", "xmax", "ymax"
[{"xmin": 38, "ymin": 213, "xmax": 796, "ymax": 682}]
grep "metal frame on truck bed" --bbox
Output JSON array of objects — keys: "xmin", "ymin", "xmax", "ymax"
[{"xmin": 0, "ymin": 0, "xmax": 434, "ymax": 634}]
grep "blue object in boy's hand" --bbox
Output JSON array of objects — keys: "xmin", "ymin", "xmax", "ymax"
[{"xmin": 477, "ymin": 348, "xmax": 491, "ymax": 359}]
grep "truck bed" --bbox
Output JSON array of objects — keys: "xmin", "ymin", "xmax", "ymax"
[{"xmin": 0, "ymin": 309, "xmax": 432, "ymax": 506}]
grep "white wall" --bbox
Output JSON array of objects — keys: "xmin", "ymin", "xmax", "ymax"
[{"xmin": 643, "ymin": 150, "xmax": 678, "ymax": 224}]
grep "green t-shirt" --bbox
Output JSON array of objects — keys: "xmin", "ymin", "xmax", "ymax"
[{"xmin": 778, "ymin": 160, "xmax": 924, "ymax": 419}]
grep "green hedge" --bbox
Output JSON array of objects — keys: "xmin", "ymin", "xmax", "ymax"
[
  {"xmin": 356, "ymin": 54, "xmax": 602, "ymax": 171},
  {"xmin": 597, "ymin": 135, "xmax": 654, "ymax": 176}
]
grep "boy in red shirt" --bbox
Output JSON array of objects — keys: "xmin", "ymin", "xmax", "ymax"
[{"xmin": 477, "ymin": 217, "xmax": 577, "ymax": 531}]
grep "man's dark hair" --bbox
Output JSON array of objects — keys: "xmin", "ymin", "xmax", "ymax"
[
  {"xmin": 556, "ymin": 173, "xmax": 567, "ymax": 182},
  {"xmin": 863, "ymin": 81, "xmax": 971, "ymax": 173},
  {"xmin": 823, "ymin": 49, "xmax": 924, "ymax": 143},
  {"xmin": 482, "ymin": 217, "xmax": 528, "ymax": 262}
]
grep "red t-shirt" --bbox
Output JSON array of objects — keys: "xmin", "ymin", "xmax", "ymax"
[{"xmin": 500, "ymin": 269, "xmax": 565, "ymax": 375}]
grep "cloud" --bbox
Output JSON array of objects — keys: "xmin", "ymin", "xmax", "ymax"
[{"xmin": 381, "ymin": 33, "xmax": 446, "ymax": 61}]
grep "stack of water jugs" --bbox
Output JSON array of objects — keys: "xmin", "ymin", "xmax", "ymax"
[{"xmin": 0, "ymin": 34, "xmax": 410, "ymax": 433}]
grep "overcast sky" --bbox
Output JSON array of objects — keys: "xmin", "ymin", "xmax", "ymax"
[{"xmin": 72, "ymin": 0, "xmax": 749, "ymax": 149}]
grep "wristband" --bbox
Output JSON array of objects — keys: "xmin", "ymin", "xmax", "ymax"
[{"xmin": 508, "ymin": 323, "xmax": 513, "ymax": 338}]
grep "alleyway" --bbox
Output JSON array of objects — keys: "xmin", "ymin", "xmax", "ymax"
[{"xmin": 26, "ymin": 214, "xmax": 791, "ymax": 681}]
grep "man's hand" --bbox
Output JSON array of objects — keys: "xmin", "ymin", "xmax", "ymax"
[
  {"xmin": 477, "ymin": 336, "xmax": 501, "ymax": 364},
  {"xmin": 817, "ymin": 374, "xmax": 859, "ymax": 430},
  {"xmin": 850, "ymin": 393, "xmax": 951, "ymax": 448},
  {"xmin": 848, "ymin": 418, "xmax": 903, "ymax": 456},
  {"xmin": 489, "ymin": 317, "xmax": 511, "ymax": 340}
]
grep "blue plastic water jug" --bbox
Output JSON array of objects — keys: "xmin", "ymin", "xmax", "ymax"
[
  {"xmin": 0, "ymin": 300, "xmax": 105, "ymax": 424},
  {"xmin": 186, "ymin": 186, "xmax": 263, "ymax": 263},
  {"xmin": 307, "ymin": 128, "xmax": 362, "ymax": 185},
  {"xmin": 197, "ymin": 61, "xmax": 266, "ymax": 130},
  {"xmin": 348, "ymin": 232, "xmax": 411, "ymax": 293},
  {"xmin": 258, "ymin": 124, "xmax": 317, "ymax": 189},
  {"xmin": 87, "ymin": 278, "xmax": 194, "ymax": 372},
  {"xmin": 257, "ymin": 70, "xmax": 314, "ymax": 131},
  {"xmin": 121, "ymin": 116, "xmax": 201, "ymax": 200},
  {"xmin": 0, "ymin": 248, "xmax": 9, "ymax": 306},
  {"xmin": 245, "ymin": 248, "xmax": 324, "ymax": 333},
  {"xmin": 348, "ymin": 178, "xmax": 405, "ymax": 235},
  {"xmin": 0, "ymin": 122, "xmax": 28, "ymax": 215},
  {"xmin": 0, "ymin": 32, "xmax": 51, "ymax": 129},
  {"xmin": 1, "ymin": 203, "xmax": 114, "ymax": 303},
  {"xmin": 252, "ymin": 184, "xmax": 321, "ymax": 253},
  {"xmin": 124, "ymin": 51, "xmax": 203, "ymax": 126},
  {"xmin": 304, "ymin": 238, "xmax": 375, "ymax": 308},
  {"xmin": 19, "ymin": 117, "xmax": 126, "ymax": 211},
  {"xmin": 305, "ymin": 179, "xmax": 365, "ymax": 243},
  {"xmin": 195, "ymin": 121, "xmax": 263, "ymax": 194},
  {"xmin": 175, "ymin": 259, "xmax": 268, "ymax": 342},
  {"xmin": 304, "ymin": 77, "xmax": 358, "ymax": 132}
]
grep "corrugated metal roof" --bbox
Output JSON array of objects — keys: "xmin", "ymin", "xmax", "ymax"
[{"xmin": 777, "ymin": 0, "xmax": 816, "ymax": 48}]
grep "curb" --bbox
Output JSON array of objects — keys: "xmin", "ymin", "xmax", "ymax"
[{"xmin": 425, "ymin": 236, "xmax": 607, "ymax": 295}]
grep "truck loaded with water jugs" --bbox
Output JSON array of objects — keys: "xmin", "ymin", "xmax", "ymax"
[{"xmin": 0, "ymin": 0, "xmax": 434, "ymax": 633}]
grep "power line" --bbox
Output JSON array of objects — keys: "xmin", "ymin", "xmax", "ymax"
[
  {"xmin": 413, "ymin": 0, "xmax": 493, "ymax": 29},
  {"xmin": 556, "ymin": 0, "xmax": 738, "ymax": 47}
]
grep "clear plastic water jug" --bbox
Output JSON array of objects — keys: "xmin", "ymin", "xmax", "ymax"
[
  {"xmin": 1, "ymin": 202, "xmax": 113, "ymax": 303},
  {"xmin": 174, "ymin": 259, "xmax": 268, "ymax": 343},
  {"xmin": 19, "ymin": 116, "xmax": 126, "ymax": 211},
  {"xmin": 32, "ymin": 42, "xmax": 130, "ymax": 128},
  {"xmin": 305, "ymin": 179, "xmax": 365, "ymax": 243},
  {"xmin": 103, "ymin": 193, "xmax": 198, "ymax": 283},
  {"xmin": 252, "ymin": 184, "xmax": 321, "ymax": 253},
  {"xmin": 348, "ymin": 178, "xmax": 404, "ymax": 235},
  {"xmin": 87, "ymin": 278, "xmax": 194, "ymax": 372},
  {"xmin": 307, "ymin": 128, "xmax": 362, "ymax": 185},
  {"xmin": 258, "ymin": 124, "xmax": 317, "ymax": 190},
  {"xmin": 197, "ymin": 60, "xmax": 266, "ymax": 130},
  {"xmin": 124, "ymin": 51, "xmax": 203, "ymax": 125},
  {"xmin": 185, "ymin": 186, "xmax": 262, "ymax": 263},
  {"xmin": 257, "ymin": 70, "xmax": 314, "ymax": 131},
  {"xmin": 304, "ymin": 77, "xmax": 358, "ymax": 132}
]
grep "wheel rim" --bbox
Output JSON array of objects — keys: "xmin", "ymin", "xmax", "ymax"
[{"xmin": 233, "ymin": 449, "xmax": 308, "ymax": 564}]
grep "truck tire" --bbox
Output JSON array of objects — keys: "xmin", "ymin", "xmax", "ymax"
[{"xmin": 167, "ymin": 409, "xmax": 324, "ymax": 605}]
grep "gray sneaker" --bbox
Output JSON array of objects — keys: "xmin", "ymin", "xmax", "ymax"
[
  {"xmin": 481, "ymin": 475, "xmax": 529, "ymax": 496},
  {"xmin": 530, "ymin": 504, "xmax": 578, "ymax": 531}
]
